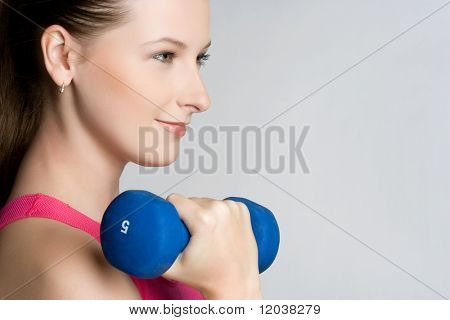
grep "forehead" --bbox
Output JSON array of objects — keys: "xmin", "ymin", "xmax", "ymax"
[{"xmin": 127, "ymin": 0, "xmax": 210, "ymax": 45}]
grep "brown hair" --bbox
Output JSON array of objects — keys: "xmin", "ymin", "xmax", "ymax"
[{"xmin": 0, "ymin": 0, "xmax": 131, "ymax": 207}]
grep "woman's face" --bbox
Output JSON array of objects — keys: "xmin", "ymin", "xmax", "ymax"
[{"xmin": 71, "ymin": 0, "xmax": 211, "ymax": 167}]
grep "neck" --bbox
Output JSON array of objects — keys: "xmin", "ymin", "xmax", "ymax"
[{"xmin": 9, "ymin": 101, "xmax": 127, "ymax": 223}]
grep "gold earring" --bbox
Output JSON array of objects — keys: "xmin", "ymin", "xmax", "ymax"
[{"xmin": 59, "ymin": 81, "xmax": 65, "ymax": 93}]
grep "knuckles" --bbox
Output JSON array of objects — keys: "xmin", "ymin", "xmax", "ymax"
[
  {"xmin": 194, "ymin": 200, "xmax": 235, "ymax": 228},
  {"xmin": 208, "ymin": 200, "xmax": 230, "ymax": 215},
  {"xmin": 223, "ymin": 199, "xmax": 239, "ymax": 210},
  {"xmin": 196, "ymin": 209, "xmax": 218, "ymax": 229},
  {"xmin": 171, "ymin": 196, "xmax": 251, "ymax": 229},
  {"xmin": 166, "ymin": 193, "xmax": 180, "ymax": 202}
]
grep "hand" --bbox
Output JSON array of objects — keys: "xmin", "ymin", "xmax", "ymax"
[{"xmin": 162, "ymin": 194, "xmax": 262, "ymax": 299}]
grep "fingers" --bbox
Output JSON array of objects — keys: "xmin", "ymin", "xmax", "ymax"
[
  {"xmin": 166, "ymin": 193, "xmax": 203, "ymax": 233},
  {"xmin": 190, "ymin": 197, "xmax": 251, "ymax": 229},
  {"xmin": 188, "ymin": 197, "xmax": 219, "ymax": 209},
  {"xmin": 189, "ymin": 196, "xmax": 249, "ymax": 216}
]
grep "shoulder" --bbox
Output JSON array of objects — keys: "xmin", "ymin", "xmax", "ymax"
[{"xmin": 0, "ymin": 218, "xmax": 141, "ymax": 299}]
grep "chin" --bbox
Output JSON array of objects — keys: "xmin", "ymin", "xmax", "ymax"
[
  {"xmin": 136, "ymin": 150, "xmax": 180, "ymax": 167},
  {"xmin": 141, "ymin": 158, "xmax": 176, "ymax": 167}
]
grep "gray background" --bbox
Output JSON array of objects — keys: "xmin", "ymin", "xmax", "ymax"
[{"xmin": 121, "ymin": 0, "xmax": 450, "ymax": 299}]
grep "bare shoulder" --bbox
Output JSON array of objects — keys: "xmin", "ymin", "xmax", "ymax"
[{"xmin": 0, "ymin": 218, "xmax": 141, "ymax": 299}]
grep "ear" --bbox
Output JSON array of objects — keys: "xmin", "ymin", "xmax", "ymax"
[{"xmin": 41, "ymin": 25, "xmax": 80, "ymax": 91}]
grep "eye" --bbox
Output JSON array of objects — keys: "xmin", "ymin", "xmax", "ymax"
[
  {"xmin": 153, "ymin": 52, "xmax": 175, "ymax": 64},
  {"xmin": 197, "ymin": 53, "xmax": 210, "ymax": 67},
  {"xmin": 152, "ymin": 51, "xmax": 210, "ymax": 67}
]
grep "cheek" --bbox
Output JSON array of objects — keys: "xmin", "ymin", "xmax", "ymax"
[{"xmin": 73, "ymin": 60, "xmax": 178, "ymax": 165}]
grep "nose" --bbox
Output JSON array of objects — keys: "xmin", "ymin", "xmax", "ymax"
[{"xmin": 177, "ymin": 68, "xmax": 211, "ymax": 113}]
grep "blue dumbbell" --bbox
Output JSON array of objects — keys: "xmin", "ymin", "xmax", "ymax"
[{"xmin": 100, "ymin": 190, "xmax": 280, "ymax": 279}]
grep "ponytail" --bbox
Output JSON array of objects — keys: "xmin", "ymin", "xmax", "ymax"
[{"xmin": 0, "ymin": 1, "xmax": 44, "ymax": 206}]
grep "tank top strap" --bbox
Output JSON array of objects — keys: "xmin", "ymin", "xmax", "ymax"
[{"xmin": 0, "ymin": 193, "xmax": 101, "ymax": 242}]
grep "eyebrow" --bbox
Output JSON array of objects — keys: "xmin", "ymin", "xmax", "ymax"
[{"xmin": 141, "ymin": 37, "xmax": 212, "ymax": 50}]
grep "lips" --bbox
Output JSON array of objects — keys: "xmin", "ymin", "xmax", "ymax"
[{"xmin": 155, "ymin": 119, "xmax": 188, "ymax": 137}]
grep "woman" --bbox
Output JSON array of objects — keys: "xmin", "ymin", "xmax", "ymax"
[{"xmin": 0, "ymin": 0, "xmax": 261, "ymax": 299}]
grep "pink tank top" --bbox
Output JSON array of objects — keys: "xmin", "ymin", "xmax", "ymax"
[{"xmin": 0, "ymin": 193, "xmax": 204, "ymax": 300}]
